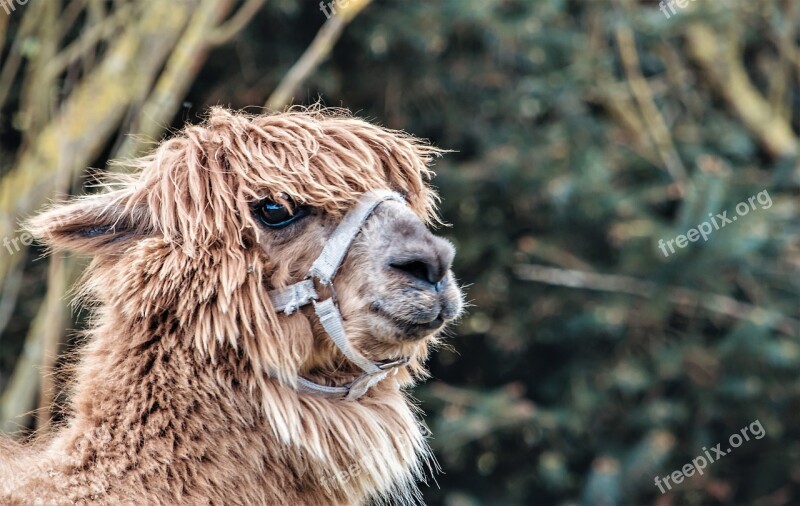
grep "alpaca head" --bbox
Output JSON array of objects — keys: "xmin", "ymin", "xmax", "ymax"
[{"xmin": 27, "ymin": 107, "xmax": 463, "ymax": 395}]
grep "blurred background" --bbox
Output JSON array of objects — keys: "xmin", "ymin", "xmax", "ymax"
[{"xmin": 1, "ymin": 0, "xmax": 799, "ymax": 504}]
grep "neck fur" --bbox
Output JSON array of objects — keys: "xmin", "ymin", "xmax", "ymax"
[{"xmin": 1, "ymin": 301, "xmax": 432, "ymax": 505}]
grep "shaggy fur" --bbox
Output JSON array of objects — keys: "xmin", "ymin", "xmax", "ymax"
[{"xmin": 0, "ymin": 108, "xmax": 462, "ymax": 505}]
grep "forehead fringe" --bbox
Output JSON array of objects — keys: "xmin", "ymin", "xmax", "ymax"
[{"xmin": 118, "ymin": 107, "xmax": 443, "ymax": 226}]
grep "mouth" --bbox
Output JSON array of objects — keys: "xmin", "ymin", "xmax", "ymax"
[
  {"xmin": 372, "ymin": 304, "xmax": 445, "ymax": 340},
  {"xmin": 394, "ymin": 314, "xmax": 445, "ymax": 336}
]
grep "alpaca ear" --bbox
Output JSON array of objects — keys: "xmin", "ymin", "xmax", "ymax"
[{"xmin": 26, "ymin": 191, "xmax": 150, "ymax": 255}]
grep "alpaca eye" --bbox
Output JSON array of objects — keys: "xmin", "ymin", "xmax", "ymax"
[{"xmin": 255, "ymin": 199, "xmax": 310, "ymax": 229}]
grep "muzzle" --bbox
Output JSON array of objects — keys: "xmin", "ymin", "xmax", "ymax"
[{"xmin": 268, "ymin": 190, "xmax": 409, "ymax": 400}]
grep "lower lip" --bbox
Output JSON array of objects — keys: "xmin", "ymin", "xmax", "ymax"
[
  {"xmin": 396, "ymin": 315, "xmax": 444, "ymax": 335},
  {"xmin": 373, "ymin": 306, "xmax": 444, "ymax": 334},
  {"xmin": 416, "ymin": 316, "xmax": 444, "ymax": 331}
]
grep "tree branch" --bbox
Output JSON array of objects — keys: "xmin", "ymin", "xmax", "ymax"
[
  {"xmin": 0, "ymin": 1, "xmax": 193, "ymax": 290},
  {"xmin": 686, "ymin": 23, "xmax": 798, "ymax": 159},
  {"xmin": 114, "ymin": 0, "xmax": 235, "ymax": 160},
  {"xmin": 207, "ymin": 0, "xmax": 265, "ymax": 46},
  {"xmin": 265, "ymin": 0, "xmax": 373, "ymax": 110},
  {"xmin": 515, "ymin": 264, "xmax": 799, "ymax": 336},
  {"xmin": 615, "ymin": 23, "xmax": 688, "ymax": 186}
]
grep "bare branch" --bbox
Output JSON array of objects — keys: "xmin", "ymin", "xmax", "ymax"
[
  {"xmin": 0, "ymin": 257, "xmax": 23, "ymax": 340},
  {"xmin": 686, "ymin": 23, "xmax": 798, "ymax": 159},
  {"xmin": 265, "ymin": 0, "xmax": 373, "ymax": 110},
  {"xmin": 44, "ymin": 2, "xmax": 135, "ymax": 81},
  {"xmin": 615, "ymin": 24, "xmax": 688, "ymax": 186},
  {"xmin": 207, "ymin": 0, "xmax": 266, "ymax": 46},
  {"xmin": 0, "ymin": 1, "xmax": 195, "ymax": 290},
  {"xmin": 0, "ymin": 5, "xmax": 38, "ymax": 110},
  {"xmin": 515, "ymin": 263, "xmax": 799, "ymax": 336},
  {"xmin": 114, "ymin": 0, "xmax": 235, "ymax": 159}
]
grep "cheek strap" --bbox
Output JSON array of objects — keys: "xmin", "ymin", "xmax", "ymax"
[{"xmin": 267, "ymin": 190, "xmax": 409, "ymax": 400}]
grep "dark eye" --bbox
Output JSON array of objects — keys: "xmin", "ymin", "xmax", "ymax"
[{"xmin": 254, "ymin": 199, "xmax": 310, "ymax": 229}]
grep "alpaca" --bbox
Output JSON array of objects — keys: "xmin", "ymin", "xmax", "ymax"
[{"xmin": 0, "ymin": 108, "xmax": 463, "ymax": 505}]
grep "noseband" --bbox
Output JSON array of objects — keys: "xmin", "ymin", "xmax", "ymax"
[{"xmin": 268, "ymin": 190, "xmax": 409, "ymax": 400}]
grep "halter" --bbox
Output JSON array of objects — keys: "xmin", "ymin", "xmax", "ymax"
[{"xmin": 267, "ymin": 190, "xmax": 409, "ymax": 400}]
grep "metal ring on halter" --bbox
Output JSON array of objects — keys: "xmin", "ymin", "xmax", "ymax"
[
  {"xmin": 325, "ymin": 279, "xmax": 339, "ymax": 304},
  {"xmin": 304, "ymin": 273, "xmax": 339, "ymax": 304},
  {"xmin": 377, "ymin": 357, "xmax": 410, "ymax": 370}
]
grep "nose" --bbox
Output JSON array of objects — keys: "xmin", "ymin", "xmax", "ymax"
[{"xmin": 389, "ymin": 235, "xmax": 454, "ymax": 288}]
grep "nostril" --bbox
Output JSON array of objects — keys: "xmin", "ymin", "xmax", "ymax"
[{"xmin": 390, "ymin": 259, "xmax": 444, "ymax": 286}]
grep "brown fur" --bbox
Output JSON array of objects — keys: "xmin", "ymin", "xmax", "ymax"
[{"xmin": 0, "ymin": 107, "xmax": 462, "ymax": 504}]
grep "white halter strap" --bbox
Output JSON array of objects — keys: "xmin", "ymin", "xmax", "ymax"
[{"xmin": 267, "ymin": 190, "xmax": 408, "ymax": 400}]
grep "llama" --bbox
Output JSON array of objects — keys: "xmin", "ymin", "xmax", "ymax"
[{"xmin": 0, "ymin": 108, "xmax": 463, "ymax": 505}]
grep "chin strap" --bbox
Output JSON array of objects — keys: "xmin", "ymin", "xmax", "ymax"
[{"xmin": 267, "ymin": 190, "xmax": 409, "ymax": 400}]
